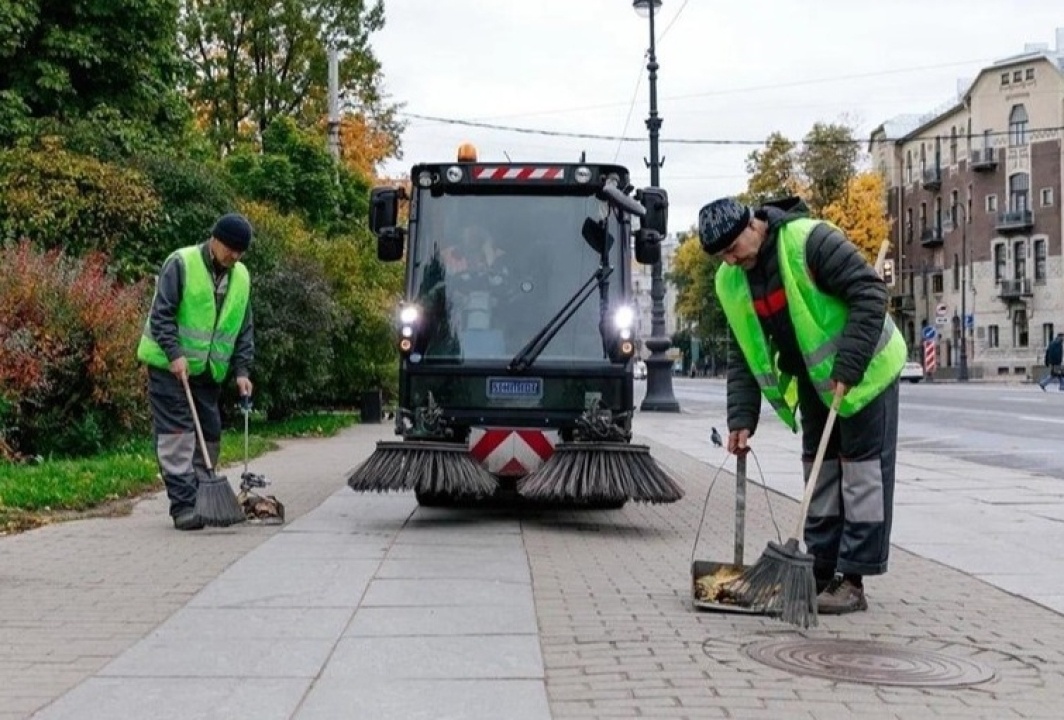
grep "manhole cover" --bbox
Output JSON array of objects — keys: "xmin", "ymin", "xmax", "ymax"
[{"xmin": 742, "ymin": 637, "xmax": 996, "ymax": 687}]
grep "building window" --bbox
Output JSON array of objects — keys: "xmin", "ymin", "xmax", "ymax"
[
  {"xmin": 967, "ymin": 184, "xmax": 973, "ymax": 221},
  {"xmin": 1009, "ymin": 104, "xmax": 1028, "ymax": 146},
  {"xmin": 932, "ymin": 273, "xmax": 944, "ymax": 294},
  {"xmin": 994, "ymin": 244, "xmax": 1006, "ymax": 282},
  {"xmin": 988, "ymin": 324, "xmax": 999, "ymax": 348},
  {"xmin": 905, "ymin": 208, "xmax": 913, "ymax": 243},
  {"xmin": 1009, "ymin": 172, "xmax": 1030, "ymax": 212},
  {"xmin": 1013, "ymin": 70, "xmax": 1023, "ymax": 83},
  {"xmin": 1041, "ymin": 188, "xmax": 1054, "ymax": 207},
  {"xmin": 949, "ymin": 127, "xmax": 957, "ymax": 165},
  {"xmin": 920, "ymin": 202, "xmax": 927, "ymax": 230},
  {"xmin": 986, "ymin": 194, "xmax": 997, "ymax": 213},
  {"xmin": 1014, "ymin": 240, "xmax": 1026, "ymax": 280},
  {"xmin": 949, "ymin": 190, "xmax": 959, "ymax": 225},
  {"xmin": 952, "ymin": 254, "xmax": 960, "ymax": 291},
  {"xmin": 1045, "ymin": 324, "xmax": 1056, "ymax": 346},
  {"xmin": 1001, "ymin": 72, "xmax": 1010, "ymax": 85},
  {"xmin": 1026, "ymin": 68, "xmax": 1035, "ymax": 81},
  {"xmin": 1014, "ymin": 308, "xmax": 1029, "ymax": 348},
  {"xmin": 1035, "ymin": 239, "xmax": 1047, "ymax": 282},
  {"xmin": 934, "ymin": 197, "xmax": 942, "ymax": 230},
  {"xmin": 905, "ymin": 150, "xmax": 912, "ymax": 184}
]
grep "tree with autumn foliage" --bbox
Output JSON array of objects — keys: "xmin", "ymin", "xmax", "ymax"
[
  {"xmin": 737, "ymin": 132, "xmax": 799, "ymax": 207},
  {"xmin": 821, "ymin": 171, "xmax": 892, "ymax": 264},
  {"xmin": 666, "ymin": 228, "xmax": 729, "ymax": 362}
]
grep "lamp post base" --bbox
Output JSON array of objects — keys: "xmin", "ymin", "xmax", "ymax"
[{"xmin": 640, "ymin": 353, "xmax": 680, "ymax": 413}]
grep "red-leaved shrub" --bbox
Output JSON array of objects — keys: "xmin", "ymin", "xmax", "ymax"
[{"xmin": 0, "ymin": 241, "xmax": 150, "ymax": 457}]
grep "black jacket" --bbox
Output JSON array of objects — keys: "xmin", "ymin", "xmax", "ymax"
[
  {"xmin": 1046, "ymin": 337, "xmax": 1063, "ymax": 367},
  {"xmin": 726, "ymin": 198, "xmax": 888, "ymax": 435}
]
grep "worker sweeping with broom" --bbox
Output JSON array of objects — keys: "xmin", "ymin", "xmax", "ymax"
[
  {"xmin": 137, "ymin": 213, "xmax": 255, "ymax": 530},
  {"xmin": 698, "ymin": 196, "xmax": 906, "ymax": 618}
]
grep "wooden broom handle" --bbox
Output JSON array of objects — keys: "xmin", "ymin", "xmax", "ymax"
[
  {"xmin": 180, "ymin": 373, "xmax": 215, "ymax": 472},
  {"xmin": 793, "ymin": 385, "xmax": 843, "ymax": 539}
]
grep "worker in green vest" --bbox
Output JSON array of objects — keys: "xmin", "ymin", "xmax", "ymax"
[
  {"xmin": 698, "ymin": 196, "xmax": 906, "ymax": 615},
  {"xmin": 137, "ymin": 213, "xmax": 255, "ymax": 530}
]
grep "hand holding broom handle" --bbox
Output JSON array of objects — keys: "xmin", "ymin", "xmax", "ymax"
[{"xmin": 180, "ymin": 373, "xmax": 215, "ymax": 472}]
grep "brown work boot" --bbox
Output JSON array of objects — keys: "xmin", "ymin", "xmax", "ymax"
[{"xmin": 817, "ymin": 575, "xmax": 868, "ymax": 614}]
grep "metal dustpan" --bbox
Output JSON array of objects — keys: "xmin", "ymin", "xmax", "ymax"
[{"xmin": 691, "ymin": 454, "xmax": 767, "ymax": 614}]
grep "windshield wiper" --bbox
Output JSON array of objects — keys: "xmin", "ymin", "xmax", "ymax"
[{"xmin": 508, "ymin": 266, "xmax": 614, "ymax": 373}]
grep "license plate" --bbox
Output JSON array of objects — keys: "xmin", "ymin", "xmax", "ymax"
[{"xmin": 486, "ymin": 377, "xmax": 543, "ymax": 401}]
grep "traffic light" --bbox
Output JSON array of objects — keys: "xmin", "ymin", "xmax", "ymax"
[{"xmin": 882, "ymin": 259, "xmax": 895, "ymax": 287}]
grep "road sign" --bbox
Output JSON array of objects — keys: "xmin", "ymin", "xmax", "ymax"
[
  {"xmin": 965, "ymin": 314, "xmax": 974, "ymax": 330},
  {"xmin": 935, "ymin": 316, "xmax": 949, "ymax": 326},
  {"xmin": 922, "ymin": 325, "xmax": 936, "ymax": 341},
  {"xmin": 935, "ymin": 303, "xmax": 948, "ymax": 317}
]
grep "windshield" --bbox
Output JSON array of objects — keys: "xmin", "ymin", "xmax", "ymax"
[{"xmin": 409, "ymin": 192, "xmax": 626, "ymax": 364}]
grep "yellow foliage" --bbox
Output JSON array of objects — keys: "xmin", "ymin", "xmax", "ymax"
[
  {"xmin": 670, "ymin": 230, "xmax": 712, "ymax": 324},
  {"xmin": 820, "ymin": 172, "xmax": 892, "ymax": 264},
  {"xmin": 338, "ymin": 112, "xmax": 398, "ymax": 182}
]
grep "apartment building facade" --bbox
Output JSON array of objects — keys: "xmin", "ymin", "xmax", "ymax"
[{"xmin": 870, "ymin": 32, "xmax": 1064, "ymax": 379}]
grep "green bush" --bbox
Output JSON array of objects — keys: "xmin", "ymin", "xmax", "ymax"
[
  {"xmin": 0, "ymin": 241, "xmax": 149, "ymax": 458},
  {"xmin": 0, "ymin": 142, "xmax": 161, "ymax": 278}
]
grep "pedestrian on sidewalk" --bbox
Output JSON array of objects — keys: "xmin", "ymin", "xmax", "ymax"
[
  {"xmin": 697, "ymin": 196, "xmax": 907, "ymax": 615},
  {"xmin": 1038, "ymin": 333, "xmax": 1064, "ymax": 392},
  {"xmin": 136, "ymin": 213, "xmax": 256, "ymax": 530}
]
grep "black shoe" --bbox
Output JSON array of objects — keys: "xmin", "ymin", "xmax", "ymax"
[
  {"xmin": 173, "ymin": 510, "xmax": 205, "ymax": 531},
  {"xmin": 817, "ymin": 575, "xmax": 868, "ymax": 614}
]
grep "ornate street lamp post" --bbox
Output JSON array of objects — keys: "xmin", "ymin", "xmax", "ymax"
[{"xmin": 633, "ymin": 0, "xmax": 680, "ymax": 412}]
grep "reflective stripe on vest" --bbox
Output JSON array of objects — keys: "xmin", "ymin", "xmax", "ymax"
[
  {"xmin": 716, "ymin": 218, "xmax": 907, "ymax": 426},
  {"xmin": 137, "ymin": 246, "xmax": 250, "ymax": 383}
]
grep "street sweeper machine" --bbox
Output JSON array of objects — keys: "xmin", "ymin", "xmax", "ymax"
[{"xmin": 346, "ymin": 144, "xmax": 683, "ymax": 507}]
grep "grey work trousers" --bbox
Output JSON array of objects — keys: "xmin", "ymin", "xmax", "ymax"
[
  {"xmin": 147, "ymin": 367, "xmax": 221, "ymax": 517},
  {"xmin": 798, "ymin": 374, "xmax": 899, "ymax": 578}
]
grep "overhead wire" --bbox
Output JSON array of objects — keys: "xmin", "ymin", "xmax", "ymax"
[{"xmin": 399, "ymin": 112, "xmax": 1064, "ymax": 147}]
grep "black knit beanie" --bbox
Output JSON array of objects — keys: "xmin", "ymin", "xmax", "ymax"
[{"xmin": 212, "ymin": 213, "xmax": 253, "ymax": 252}]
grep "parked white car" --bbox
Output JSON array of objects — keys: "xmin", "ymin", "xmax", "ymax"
[
  {"xmin": 900, "ymin": 360, "xmax": 924, "ymax": 383},
  {"xmin": 634, "ymin": 360, "xmax": 648, "ymax": 380}
]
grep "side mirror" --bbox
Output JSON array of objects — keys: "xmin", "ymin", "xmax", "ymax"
[
  {"xmin": 634, "ymin": 228, "xmax": 662, "ymax": 265},
  {"xmin": 635, "ymin": 187, "xmax": 668, "ymax": 235},
  {"xmin": 369, "ymin": 187, "xmax": 399, "ymax": 233}
]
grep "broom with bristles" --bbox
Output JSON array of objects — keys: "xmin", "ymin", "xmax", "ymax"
[
  {"xmin": 727, "ymin": 385, "xmax": 844, "ymax": 628},
  {"xmin": 182, "ymin": 375, "xmax": 246, "ymax": 527},
  {"xmin": 347, "ymin": 440, "xmax": 498, "ymax": 498},
  {"xmin": 518, "ymin": 442, "xmax": 683, "ymax": 504}
]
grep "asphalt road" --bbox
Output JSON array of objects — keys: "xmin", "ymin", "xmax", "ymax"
[{"xmin": 646, "ymin": 376, "xmax": 1064, "ymax": 481}]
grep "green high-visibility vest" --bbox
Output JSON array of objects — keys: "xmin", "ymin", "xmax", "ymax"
[
  {"xmin": 716, "ymin": 218, "xmax": 906, "ymax": 430},
  {"xmin": 137, "ymin": 245, "xmax": 251, "ymax": 383}
]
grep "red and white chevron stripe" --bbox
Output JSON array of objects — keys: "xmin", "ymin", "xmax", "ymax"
[
  {"xmin": 468, "ymin": 427, "xmax": 559, "ymax": 477},
  {"xmin": 471, "ymin": 166, "xmax": 565, "ymax": 181}
]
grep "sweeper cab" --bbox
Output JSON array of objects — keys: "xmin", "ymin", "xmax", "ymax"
[{"xmin": 349, "ymin": 144, "xmax": 682, "ymax": 506}]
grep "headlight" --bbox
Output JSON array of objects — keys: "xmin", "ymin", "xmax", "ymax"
[
  {"xmin": 399, "ymin": 305, "xmax": 419, "ymax": 324},
  {"xmin": 613, "ymin": 305, "xmax": 635, "ymax": 330}
]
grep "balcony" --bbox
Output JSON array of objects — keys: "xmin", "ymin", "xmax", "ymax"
[
  {"xmin": 969, "ymin": 147, "xmax": 997, "ymax": 172},
  {"xmin": 920, "ymin": 226, "xmax": 943, "ymax": 247},
  {"xmin": 996, "ymin": 209, "xmax": 1034, "ymax": 233},
  {"xmin": 998, "ymin": 278, "xmax": 1032, "ymax": 299},
  {"xmin": 920, "ymin": 167, "xmax": 942, "ymax": 191}
]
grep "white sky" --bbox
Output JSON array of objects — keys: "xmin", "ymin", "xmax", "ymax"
[{"xmin": 372, "ymin": 0, "xmax": 1064, "ymax": 233}]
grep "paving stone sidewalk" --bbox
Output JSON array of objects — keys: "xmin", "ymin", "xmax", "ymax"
[{"xmin": 3, "ymin": 418, "xmax": 1064, "ymax": 719}]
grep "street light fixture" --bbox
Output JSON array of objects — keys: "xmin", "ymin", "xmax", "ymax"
[
  {"xmin": 952, "ymin": 202, "xmax": 970, "ymax": 381},
  {"xmin": 633, "ymin": 0, "xmax": 680, "ymax": 412}
]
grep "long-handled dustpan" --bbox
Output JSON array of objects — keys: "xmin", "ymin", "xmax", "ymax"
[
  {"xmin": 691, "ymin": 454, "xmax": 767, "ymax": 614},
  {"xmin": 236, "ymin": 394, "xmax": 285, "ymax": 524},
  {"xmin": 183, "ymin": 375, "xmax": 245, "ymax": 527}
]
